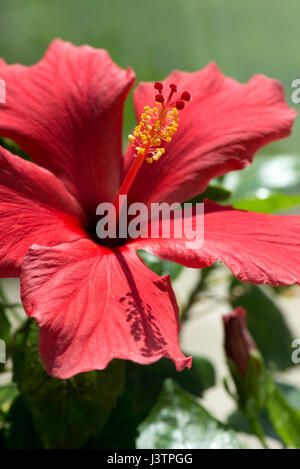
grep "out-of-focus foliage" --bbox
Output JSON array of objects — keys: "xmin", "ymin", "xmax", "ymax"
[
  {"xmin": 0, "ymin": 383, "xmax": 19, "ymax": 422},
  {"xmin": 0, "ymin": 305, "xmax": 10, "ymax": 344},
  {"xmin": 267, "ymin": 384, "xmax": 300, "ymax": 448},
  {"xmin": 223, "ymin": 154, "xmax": 300, "ymax": 213},
  {"xmin": 227, "ymin": 382, "xmax": 300, "ymax": 444},
  {"xmin": 137, "ymin": 379, "xmax": 244, "ymax": 449},
  {"xmin": 230, "ymin": 279, "xmax": 296, "ymax": 371},
  {"xmin": 12, "ymin": 321, "xmax": 125, "ymax": 449},
  {"xmin": 138, "ymin": 251, "xmax": 184, "ymax": 280},
  {"xmin": 82, "ymin": 356, "xmax": 216, "ymax": 449},
  {"xmin": 126, "ymin": 356, "xmax": 215, "ymax": 423},
  {"xmin": 4, "ymin": 396, "xmax": 44, "ymax": 449}
]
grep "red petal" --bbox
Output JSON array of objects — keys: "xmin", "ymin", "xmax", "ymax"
[
  {"xmin": 125, "ymin": 63, "xmax": 296, "ymax": 206},
  {"xmin": 0, "ymin": 40, "xmax": 135, "ymax": 216},
  {"xmin": 20, "ymin": 239, "xmax": 191, "ymax": 379},
  {"xmin": 129, "ymin": 202, "xmax": 300, "ymax": 286},
  {"xmin": 0, "ymin": 145, "xmax": 86, "ymax": 277}
]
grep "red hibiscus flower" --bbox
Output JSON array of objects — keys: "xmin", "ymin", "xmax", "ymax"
[{"xmin": 0, "ymin": 40, "xmax": 298, "ymax": 379}]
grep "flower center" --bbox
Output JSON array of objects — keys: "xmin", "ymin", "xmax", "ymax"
[
  {"xmin": 128, "ymin": 82, "xmax": 191, "ymax": 164},
  {"xmin": 113, "ymin": 82, "xmax": 191, "ymax": 224}
]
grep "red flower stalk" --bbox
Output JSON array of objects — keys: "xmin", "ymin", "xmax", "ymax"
[
  {"xmin": 223, "ymin": 307, "xmax": 257, "ymax": 377},
  {"xmin": 0, "ymin": 40, "xmax": 298, "ymax": 378}
]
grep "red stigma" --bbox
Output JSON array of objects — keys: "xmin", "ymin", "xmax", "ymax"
[
  {"xmin": 181, "ymin": 91, "xmax": 191, "ymax": 101},
  {"xmin": 175, "ymin": 100, "xmax": 185, "ymax": 110},
  {"xmin": 152, "ymin": 81, "xmax": 190, "ymax": 112},
  {"xmin": 155, "ymin": 94, "xmax": 165, "ymax": 103},
  {"xmin": 154, "ymin": 82, "xmax": 163, "ymax": 92}
]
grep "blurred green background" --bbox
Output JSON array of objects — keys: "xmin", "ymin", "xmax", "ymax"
[{"xmin": 0, "ymin": 0, "xmax": 299, "ymax": 154}]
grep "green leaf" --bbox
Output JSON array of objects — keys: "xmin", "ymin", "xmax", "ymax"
[
  {"xmin": 267, "ymin": 385, "xmax": 300, "ymax": 448},
  {"xmin": 81, "ymin": 356, "xmax": 214, "ymax": 449},
  {"xmin": 0, "ymin": 383, "xmax": 19, "ymax": 415},
  {"xmin": 170, "ymin": 355, "xmax": 216, "ymax": 396},
  {"xmin": 4, "ymin": 396, "xmax": 44, "ymax": 449},
  {"xmin": 227, "ymin": 408, "xmax": 281, "ymax": 442},
  {"xmin": 223, "ymin": 154, "xmax": 300, "ymax": 213},
  {"xmin": 272, "ymin": 285, "xmax": 296, "ymax": 296},
  {"xmin": 13, "ymin": 320, "xmax": 125, "ymax": 449},
  {"xmin": 230, "ymin": 280, "xmax": 295, "ymax": 371},
  {"xmin": 186, "ymin": 184, "xmax": 232, "ymax": 204},
  {"xmin": 233, "ymin": 193, "xmax": 300, "ymax": 214},
  {"xmin": 276, "ymin": 382, "xmax": 300, "ymax": 411},
  {"xmin": 82, "ymin": 392, "xmax": 138, "ymax": 449},
  {"xmin": 0, "ymin": 304, "xmax": 10, "ymax": 343},
  {"xmin": 0, "ymin": 137, "xmax": 31, "ymax": 161},
  {"xmin": 226, "ymin": 351, "xmax": 271, "ymax": 419},
  {"xmin": 137, "ymin": 379, "xmax": 244, "ymax": 449},
  {"xmin": 138, "ymin": 250, "xmax": 183, "ymax": 280},
  {"xmin": 228, "ymin": 381, "xmax": 300, "ymax": 445},
  {"xmin": 126, "ymin": 355, "xmax": 215, "ymax": 422}
]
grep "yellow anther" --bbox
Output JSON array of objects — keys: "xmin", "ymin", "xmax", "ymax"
[
  {"xmin": 128, "ymin": 102, "xmax": 180, "ymax": 164},
  {"xmin": 136, "ymin": 147, "xmax": 145, "ymax": 156},
  {"xmin": 153, "ymin": 149, "xmax": 164, "ymax": 161},
  {"xmin": 128, "ymin": 134, "xmax": 135, "ymax": 144}
]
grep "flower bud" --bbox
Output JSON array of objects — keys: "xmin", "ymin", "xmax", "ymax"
[
  {"xmin": 223, "ymin": 307, "xmax": 270, "ymax": 418},
  {"xmin": 223, "ymin": 307, "xmax": 257, "ymax": 377}
]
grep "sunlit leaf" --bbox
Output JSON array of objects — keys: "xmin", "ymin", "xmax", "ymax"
[
  {"xmin": 267, "ymin": 385, "xmax": 300, "ymax": 449},
  {"xmin": 233, "ymin": 193, "xmax": 300, "ymax": 214},
  {"xmin": 126, "ymin": 355, "xmax": 215, "ymax": 422},
  {"xmin": 223, "ymin": 154, "xmax": 300, "ymax": 213},
  {"xmin": 138, "ymin": 250, "xmax": 183, "ymax": 280},
  {"xmin": 137, "ymin": 379, "xmax": 244, "ymax": 449}
]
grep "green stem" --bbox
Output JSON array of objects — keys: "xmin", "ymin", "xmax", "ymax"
[
  {"xmin": 249, "ymin": 417, "xmax": 269, "ymax": 449},
  {"xmin": 3, "ymin": 303, "xmax": 22, "ymax": 309},
  {"xmin": 0, "ymin": 283, "xmax": 23, "ymax": 323},
  {"xmin": 181, "ymin": 265, "xmax": 214, "ymax": 323}
]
